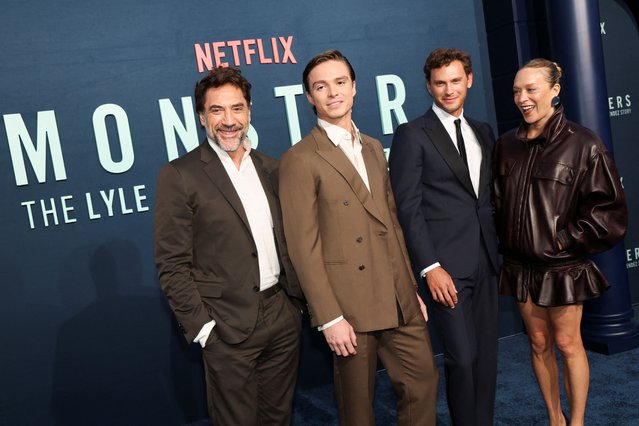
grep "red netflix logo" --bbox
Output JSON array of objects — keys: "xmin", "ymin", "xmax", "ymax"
[{"xmin": 194, "ymin": 36, "xmax": 297, "ymax": 72}]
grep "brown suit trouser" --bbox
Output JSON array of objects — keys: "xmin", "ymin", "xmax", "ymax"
[
  {"xmin": 201, "ymin": 288, "xmax": 302, "ymax": 426},
  {"xmin": 333, "ymin": 313, "xmax": 439, "ymax": 426}
]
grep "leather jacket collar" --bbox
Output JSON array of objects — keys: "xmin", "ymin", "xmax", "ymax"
[{"xmin": 515, "ymin": 105, "xmax": 568, "ymax": 146}]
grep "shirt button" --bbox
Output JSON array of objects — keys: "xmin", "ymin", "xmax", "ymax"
[
  {"xmin": 356, "ymin": 237, "xmax": 363, "ymax": 243},
  {"xmin": 343, "ymin": 200, "xmax": 350, "ymax": 206},
  {"xmin": 358, "ymin": 265, "xmax": 365, "ymax": 271}
]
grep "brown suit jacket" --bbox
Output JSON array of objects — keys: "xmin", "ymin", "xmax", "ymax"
[
  {"xmin": 154, "ymin": 141, "xmax": 303, "ymax": 345},
  {"xmin": 279, "ymin": 125, "xmax": 419, "ymax": 331}
]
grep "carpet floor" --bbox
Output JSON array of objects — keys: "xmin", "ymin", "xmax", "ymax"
[{"xmin": 291, "ymin": 333, "xmax": 639, "ymax": 425}]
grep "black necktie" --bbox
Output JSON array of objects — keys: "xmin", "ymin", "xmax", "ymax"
[{"xmin": 454, "ymin": 119, "xmax": 468, "ymax": 168}]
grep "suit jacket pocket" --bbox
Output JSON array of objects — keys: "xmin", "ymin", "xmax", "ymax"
[{"xmin": 195, "ymin": 281, "xmax": 223, "ymax": 298}]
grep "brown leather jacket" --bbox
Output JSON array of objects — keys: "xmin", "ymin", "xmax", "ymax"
[{"xmin": 493, "ymin": 106, "xmax": 627, "ymax": 306}]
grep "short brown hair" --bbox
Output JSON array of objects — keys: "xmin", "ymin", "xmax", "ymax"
[
  {"xmin": 423, "ymin": 48, "xmax": 472, "ymax": 82},
  {"xmin": 194, "ymin": 67, "xmax": 252, "ymax": 113},
  {"xmin": 302, "ymin": 49, "xmax": 356, "ymax": 93}
]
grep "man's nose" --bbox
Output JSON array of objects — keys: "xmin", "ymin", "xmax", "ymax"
[{"xmin": 222, "ymin": 110, "xmax": 234, "ymax": 124}]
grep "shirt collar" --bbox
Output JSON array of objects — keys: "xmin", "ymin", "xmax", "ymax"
[
  {"xmin": 317, "ymin": 118, "xmax": 361, "ymax": 147},
  {"xmin": 432, "ymin": 102, "xmax": 465, "ymax": 127}
]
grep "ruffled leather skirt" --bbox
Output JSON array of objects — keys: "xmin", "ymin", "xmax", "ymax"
[{"xmin": 498, "ymin": 257, "xmax": 611, "ymax": 307}]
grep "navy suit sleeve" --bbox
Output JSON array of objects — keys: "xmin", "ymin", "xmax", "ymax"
[{"xmin": 388, "ymin": 123, "xmax": 438, "ymax": 276}]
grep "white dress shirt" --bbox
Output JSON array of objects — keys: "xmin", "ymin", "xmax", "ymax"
[
  {"xmin": 318, "ymin": 118, "xmax": 371, "ymax": 191},
  {"xmin": 194, "ymin": 137, "xmax": 280, "ymax": 347},
  {"xmin": 431, "ymin": 103, "xmax": 482, "ymax": 196}
]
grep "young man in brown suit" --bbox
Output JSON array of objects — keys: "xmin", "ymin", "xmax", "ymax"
[{"xmin": 279, "ymin": 49, "xmax": 439, "ymax": 425}]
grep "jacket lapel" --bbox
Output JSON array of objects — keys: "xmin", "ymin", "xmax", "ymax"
[
  {"xmin": 200, "ymin": 142, "xmax": 252, "ymax": 234},
  {"xmin": 467, "ymin": 119, "xmax": 491, "ymax": 200},
  {"xmin": 251, "ymin": 151, "xmax": 283, "ymax": 232},
  {"xmin": 360, "ymin": 135, "xmax": 388, "ymax": 211},
  {"xmin": 423, "ymin": 109, "xmax": 476, "ymax": 197},
  {"xmin": 312, "ymin": 126, "xmax": 385, "ymax": 225}
]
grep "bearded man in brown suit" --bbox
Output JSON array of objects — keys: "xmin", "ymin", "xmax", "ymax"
[{"xmin": 154, "ymin": 67, "xmax": 304, "ymax": 425}]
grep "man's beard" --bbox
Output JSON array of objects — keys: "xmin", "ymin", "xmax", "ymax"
[{"xmin": 208, "ymin": 125, "xmax": 247, "ymax": 152}]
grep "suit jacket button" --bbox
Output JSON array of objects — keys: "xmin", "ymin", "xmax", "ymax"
[
  {"xmin": 251, "ymin": 252, "xmax": 257, "ymax": 257},
  {"xmin": 358, "ymin": 265, "xmax": 365, "ymax": 271},
  {"xmin": 253, "ymin": 286, "xmax": 259, "ymax": 292},
  {"xmin": 356, "ymin": 236, "xmax": 363, "ymax": 243},
  {"xmin": 343, "ymin": 200, "xmax": 350, "ymax": 206}
]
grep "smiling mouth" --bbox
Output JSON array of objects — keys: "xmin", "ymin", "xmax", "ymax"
[
  {"xmin": 521, "ymin": 105, "xmax": 534, "ymax": 113},
  {"xmin": 216, "ymin": 126, "xmax": 243, "ymax": 137}
]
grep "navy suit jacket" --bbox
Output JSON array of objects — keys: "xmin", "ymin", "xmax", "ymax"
[{"xmin": 388, "ymin": 108, "xmax": 499, "ymax": 280}]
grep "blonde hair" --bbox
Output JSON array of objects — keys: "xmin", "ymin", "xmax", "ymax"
[{"xmin": 521, "ymin": 58, "xmax": 562, "ymax": 86}]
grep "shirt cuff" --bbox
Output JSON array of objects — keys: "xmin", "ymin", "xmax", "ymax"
[
  {"xmin": 420, "ymin": 262, "xmax": 441, "ymax": 277},
  {"xmin": 194, "ymin": 319, "xmax": 216, "ymax": 348},
  {"xmin": 318, "ymin": 315, "xmax": 344, "ymax": 331}
]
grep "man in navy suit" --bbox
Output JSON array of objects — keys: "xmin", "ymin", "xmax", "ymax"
[{"xmin": 388, "ymin": 48, "xmax": 500, "ymax": 426}]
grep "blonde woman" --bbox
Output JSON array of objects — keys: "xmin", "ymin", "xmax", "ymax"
[{"xmin": 493, "ymin": 59, "xmax": 627, "ymax": 425}]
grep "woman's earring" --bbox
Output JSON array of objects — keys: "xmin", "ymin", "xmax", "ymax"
[{"xmin": 551, "ymin": 96, "xmax": 561, "ymax": 107}]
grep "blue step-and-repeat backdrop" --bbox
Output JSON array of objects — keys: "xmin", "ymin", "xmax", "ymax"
[
  {"xmin": 0, "ymin": 0, "xmax": 636, "ymax": 424},
  {"xmin": 601, "ymin": 0, "xmax": 639, "ymax": 298}
]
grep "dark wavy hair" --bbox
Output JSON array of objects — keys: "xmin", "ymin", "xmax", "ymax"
[
  {"xmin": 194, "ymin": 67, "xmax": 252, "ymax": 113},
  {"xmin": 423, "ymin": 48, "xmax": 472, "ymax": 82}
]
